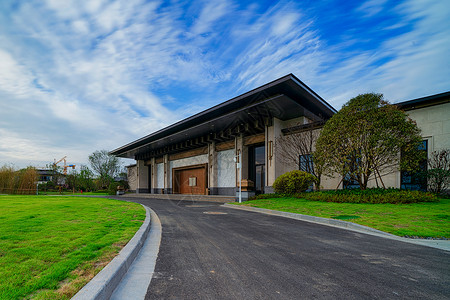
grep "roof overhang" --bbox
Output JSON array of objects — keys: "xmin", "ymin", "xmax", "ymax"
[
  {"xmin": 397, "ymin": 91, "xmax": 450, "ymax": 111},
  {"xmin": 111, "ymin": 74, "xmax": 336, "ymax": 159}
]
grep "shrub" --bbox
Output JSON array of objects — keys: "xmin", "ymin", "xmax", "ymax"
[
  {"xmin": 273, "ymin": 170, "xmax": 317, "ymax": 195},
  {"xmin": 248, "ymin": 193, "xmax": 282, "ymax": 201},
  {"xmin": 423, "ymin": 149, "xmax": 450, "ymax": 194},
  {"xmin": 303, "ymin": 188, "xmax": 437, "ymax": 204},
  {"xmin": 108, "ymin": 182, "xmax": 120, "ymax": 195}
]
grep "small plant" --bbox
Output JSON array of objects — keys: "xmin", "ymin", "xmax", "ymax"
[
  {"xmin": 424, "ymin": 149, "xmax": 450, "ymax": 194},
  {"xmin": 248, "ymin": 193, "xmax": 282, "ymax": 201},
  {"xmin": 303, "ymin": 188, "xmax": 437, "ymax": 204},
  {"xmin": 273, "ymin": 170, "xmax": 317, "ymax": 195}
]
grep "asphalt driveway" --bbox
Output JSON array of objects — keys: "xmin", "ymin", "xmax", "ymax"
[{"xmin": 121, "ymin": 197, "xmax": 449, "ymax": 300}]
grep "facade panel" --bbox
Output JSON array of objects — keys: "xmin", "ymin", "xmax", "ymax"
[{"xmin": 217, "ymin": 149, "xmax": 235, "ymax": 188}]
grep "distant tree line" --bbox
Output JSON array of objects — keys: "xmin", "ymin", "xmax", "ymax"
[{"xmin": 0, "ymin": 150, "xmax": 128, "ymax": 195}]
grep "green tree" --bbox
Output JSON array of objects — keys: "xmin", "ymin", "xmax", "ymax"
[
  {"xmin": 88, "ymin": 150, "xmax": 121, "ymax": 189},
  {"xmin": 315, "ymin": 93, "xmax": 423, "ymax": 190}
]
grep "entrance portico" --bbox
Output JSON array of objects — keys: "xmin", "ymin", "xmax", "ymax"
[{"xmin": 111, "ymin": 74, "xmax": 336, "ymax": 197}]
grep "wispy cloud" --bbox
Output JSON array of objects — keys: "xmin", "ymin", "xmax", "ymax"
[{"xmin": 0, "ymin": 0, "xmax": 448, "ymax": 168}]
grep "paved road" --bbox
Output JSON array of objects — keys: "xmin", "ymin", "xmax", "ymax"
[{"xmin": 121, "ymin": 197, "xmax": 449, "ymax": 300}]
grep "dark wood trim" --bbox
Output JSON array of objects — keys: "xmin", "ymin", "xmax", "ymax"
[
  {"xmin": 155, "ymin": 157, "xmax": 164, "ymax": 164},
  {"xmin": 169, "ymin": 147, "xmax": 208, "ymax": 161},
  {"xmin": 244, "ymin": 134, "xmax": 265, "ymax": 146},
  {"xmin": 215, "ymin": 140, "xmax": 235, "ymax": 151},
  {"xmin": 281, "ymin": 120, "xmax": 326, "ymax": 135}
]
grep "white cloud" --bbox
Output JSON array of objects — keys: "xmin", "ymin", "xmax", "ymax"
[
  {"xmin": 0, "ymin": 0, "xmax": 448, "ymax": 169},
  {"xmin": 356, "ymin": 0, "xmax": 388, "ymax": 18}
]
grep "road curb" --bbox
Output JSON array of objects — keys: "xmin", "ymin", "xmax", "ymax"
[
  {"xmin": 223, "ymin": 204, "xmax": 450, "ymax": 252},
  {"xmin": 223, "ymin": 204, "xmax": 393, "ymax": 236},
  {"xmin": 72, "ymin": 204, "xmax": 152, "ymax": 300}
]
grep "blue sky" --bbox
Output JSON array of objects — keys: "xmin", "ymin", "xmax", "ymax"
[{"xmin": 0, "ymin": 0, "xmax": 449, "ymax": 169}]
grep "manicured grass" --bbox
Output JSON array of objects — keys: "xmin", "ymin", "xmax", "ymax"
[
  {"xmin": 0, "ymin": 195, "xmax": 145, "ymax": 300},
  {"xmin": 37, "ymin": 191, "xmax": 109, "ymax": 196},
  {"xmin": 235, "ymin": 197, "xmax": 450, "ymax": 238}
]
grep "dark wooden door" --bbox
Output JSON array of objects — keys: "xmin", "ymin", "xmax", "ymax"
[{"xmin": 174, "ymin": 165, "xmax": 207, "ymax": 195}]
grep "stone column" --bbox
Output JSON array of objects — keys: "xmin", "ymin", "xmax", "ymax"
[
  {"xmin": 163, "ymin": 154, "xmax": 170, "ymax": 193},
  {"xmin": 150, "ymin": 157, "xmax": 156, "ymax": 193},
  {"xmin": 265, "ymin": 118, "xmax": 277, "ymax": 193},
  {"xmin": 208, "ymin": 141, "xmax": 217, "ymax": 194},
  {"xmin": 136, "ymin": 160, "xmax": 149, "ymax": 193}
]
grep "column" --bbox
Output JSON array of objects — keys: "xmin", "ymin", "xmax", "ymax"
[{"xmin": 136, "ymin": 160, "xmax": 149, "ymax": 193}]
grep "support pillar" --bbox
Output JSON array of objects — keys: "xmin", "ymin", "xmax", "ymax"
[
  {"xmin": 208, "ymin": 141, "xmax": 217, "ymax": 194},
  {"xmin": 163, "ymin": 154, "xmax": 171, "ymax": 194},
  {"xmin": 136, "ymin": 160, "xmax": 149, "ymax": 193}
]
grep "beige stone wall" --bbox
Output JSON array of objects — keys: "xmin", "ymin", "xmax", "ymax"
[
  {"xmin": 127, "ymin": 165, "xmax": 137, "ymax": 191},
  {"xmin": 375, "ymin": 102, "xmax": 450, "ymax": 189},
  {"xmin": 407, "ymin": 102, "xmax": 450, "ymax": 151},
  {"xmin": 136, "ymin": 160, "xmax": 149, "ymax": 191}
]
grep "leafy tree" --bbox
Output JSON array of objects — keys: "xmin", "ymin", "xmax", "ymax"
[
  {"xmin": 315, "ymin": 93, "xmax": 423, "ymax": 190},
  {"xmin": 89, "ymin": 150, "xmax": 121, "ymax": 188},
  {"xmin": 65, "ymin": 166, "xmax": 94, "ymax": 191},
  {"xmin": 424, "ymin": 149, "xmax": 450, "ymax": 194}
]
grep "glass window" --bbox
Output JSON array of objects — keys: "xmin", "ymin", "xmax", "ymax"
[
  {"xmin": 299, "ymin": 154, "xmax": 314, "ymax": 174},
  {"xmin": 249, "ymin": 144, "xmax": 265, "ymax": 194},
  {"xmin": 401, "ymin": 140, "xmax": 428, "ymax": 191}
]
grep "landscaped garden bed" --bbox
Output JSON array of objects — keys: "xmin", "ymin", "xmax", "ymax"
[
  {"xmin": 234, "ymin": 190, "xmax": 449, "ymax": 239},
  {"xmin": 0, "ymin": 195, "xmax": 145, "ymax": 300}
]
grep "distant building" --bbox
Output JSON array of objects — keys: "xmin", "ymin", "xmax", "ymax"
[
  {"xmin": 111, "ymin": 74, "xmax": 449, "ymax": 196},
  {"xmin": 37, "ymin": 169, "xmax": 65, "ymax": 185}
]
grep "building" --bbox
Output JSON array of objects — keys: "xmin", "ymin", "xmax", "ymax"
[{"xmin": 111, "ymin": 74, "xmax": 450, "ymax": 196}]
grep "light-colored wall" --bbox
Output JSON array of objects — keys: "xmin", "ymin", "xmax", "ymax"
[
  {"xmin": 268, "ymin": 117, "xmax": 307, "ymax": 186},
  {"xmin": 136, "ymin": 160, "xmax": 148, "ymax": 191},
  {"xmin": 407, "ymin": 102, "xmax": 450, "ymax": 151},
  {"xmin": 376, "ymin": 102, "xmax": 450, "ymax": 189},
  {"xmin": 156, "ymin": 163, "xmax": 164, "ymax": 188},
  {"xmin": 217, "ymin": 149, "xmax": 236, "ymax": 187},
  {"xmin": 127, "ymin": 165, "xmax": 137, "ymax": 191}
]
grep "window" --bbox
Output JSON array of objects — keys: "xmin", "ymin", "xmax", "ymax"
[
  {"xmin": 299, "ymin": 154, "xmax": 314, "ymax": 175},
  {"xmin": 343, "ymin": 153, "xmax": 360, "ymax": 190},
  {"xmin": 299, "ymin": 154, "xmax": 314, "ymax": 191},
  {"xmin": 401, "ymin": 140, "xmax": 428, "ymax": 191},
  {"xmin": 249, "ymin": 144, "xmax": 265, "ymax": 194}
]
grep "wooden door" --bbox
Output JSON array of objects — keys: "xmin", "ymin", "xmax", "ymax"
[{"xmin": 173, "ymin": 165, "xmax": 207, "ymax": 195}]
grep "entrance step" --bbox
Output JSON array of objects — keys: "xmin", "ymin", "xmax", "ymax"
[{"xmin": 123, "ymin": 193, "xmax": 236, "ymax": 203}]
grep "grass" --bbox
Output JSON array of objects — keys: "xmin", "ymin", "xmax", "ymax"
[
  {"xmin": 0, "ymin": 195, "xmax": 145, "ymax": 300},
  {"xmin": 234, "ymin": 197, "xmax": 450, "ymax": 238},
  {"xmin": 37, "ymin": 191, "xmax": 109, "ymax": 196}
]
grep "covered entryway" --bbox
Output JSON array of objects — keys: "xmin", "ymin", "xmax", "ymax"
[{"xmin": 173, "ymin": 164, "xmax": 208, "ymax": 195}]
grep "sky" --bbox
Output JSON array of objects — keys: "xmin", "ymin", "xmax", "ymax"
[{"xmin": 0, "ymin": 0, "xmax": 449, "ymax": 170}]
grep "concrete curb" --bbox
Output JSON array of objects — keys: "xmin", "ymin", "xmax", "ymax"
[
  {"xmin": 223, "ymin": 204, "xmax": 393, "ymax": 236},
  {"xmin": 72, "ymin": 204, "xmax": 152, "ymax": 300},
  {"xmin": 110, "ymin": 207, "xmax": 162, "ymax": 299},
  {"xmin": 223, "ymin": 204, "xmax": 450, "ymax": 252}
]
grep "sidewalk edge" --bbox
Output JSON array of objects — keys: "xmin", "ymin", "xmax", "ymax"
[{"xmin": 72, "ymin": 204, "xmax": 151, "ymax": 300}]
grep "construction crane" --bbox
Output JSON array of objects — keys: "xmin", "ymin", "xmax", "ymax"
[{"xmin": 54, "ymin": 156, "xmax": 76, "ymax": 175}]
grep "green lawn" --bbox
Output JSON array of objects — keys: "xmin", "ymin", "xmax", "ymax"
[
  {"xmin": 37, "ymin": 191, "xmax": 109, "ymax": 196},
  {"xmin": 235, "ymin": 197, "xmax": 450, "ymax": 238},
  {"xmin": 0, "ymin": 195, "xmax": 145, "ymax": 300}
]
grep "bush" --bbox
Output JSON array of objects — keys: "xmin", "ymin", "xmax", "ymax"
[
  {"xmin": 248, "ymin": 193, "xmax": 283, "ymax": 201},
  {"xmin": 272, "ymin": 170, "xmax": 317, "ymax": 195},
  {"xmin": 108, "ymin": 182, "xmax": 120, "ymax": 195},
  {"xmin": 303, "ymin": 188, "xmax": 437, "ymax": 204}
]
